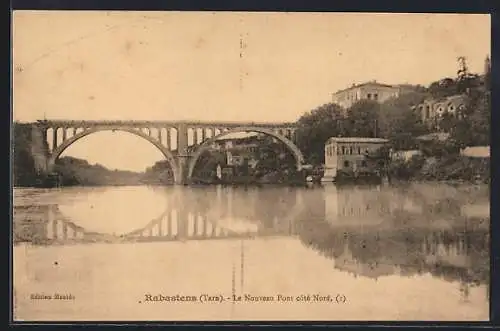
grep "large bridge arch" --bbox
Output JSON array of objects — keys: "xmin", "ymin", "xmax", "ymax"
[
  {"xmin": 48, "ymin": 126, "xmax": 180, "ymax": 183},
  {"xmin": 187, "ymin": 126, "xmax": 305, "ymax": 181}
]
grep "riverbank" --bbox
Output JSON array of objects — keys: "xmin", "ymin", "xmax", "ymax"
[
  {"xmin": 190, "ymin": 169, "xmax": 307, "ymax": 186},
  {"xmin": 387, "ymin": 154, "xmax": 490, "ymax": 184},
  {"xmin": 13, "ymin": 154, "xmax": 489, "ymax": 188}
]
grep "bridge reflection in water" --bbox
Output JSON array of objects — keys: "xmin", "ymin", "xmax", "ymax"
[
  {"xmin": 13, "ymin": 183, "xmax": 490, "ymax": 291},
  {"xmin": 13, "ymin": 186, "xmax": 303, "ymax": 244}
]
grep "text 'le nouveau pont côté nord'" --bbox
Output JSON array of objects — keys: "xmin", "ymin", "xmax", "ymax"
[{"xmin": 141, "ymin": 293, "xmax": 347, "ymax": 303}]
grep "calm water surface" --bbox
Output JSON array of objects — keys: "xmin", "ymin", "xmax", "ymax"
[{"xmin": 13, "ymin": 183, "xmax": 490, "ymax": 321}]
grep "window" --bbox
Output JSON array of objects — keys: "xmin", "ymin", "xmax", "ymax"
[
  {"xmin": 357, "ymin": 147, "xmax": 361, "ymax": 155},
  {"xmin": 367, "ymin": 93, "xmax": 372, "ymax": 99},
  {"xmin": 374, "ymin": 94, "xmax": 378, "ymax": 100},
  {"xmin": 344, "ymin": 160, "xmax": 350, "ymax": 167},
  {"xmin": 341, "ymin": 146, "xmax": 346, "ymax": 155},
  {"xmin": 361, "ymin": 160, "xmax": 367, "ymax": 167},
  {"xmin": 349, "ymin": 147, "xmax": 353, "ymax": 155}
]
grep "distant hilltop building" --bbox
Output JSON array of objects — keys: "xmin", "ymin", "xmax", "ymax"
[
  {"xmin": 331, "ymin": 81, "xmax": 414, "ymax": 109},
  {"xmin": 415, "ymin": 55, "xmax": 490, "ymax": 127},
  {"xmin": 415, "ymin": 94, "xmax": 468, "ymax": 126}
]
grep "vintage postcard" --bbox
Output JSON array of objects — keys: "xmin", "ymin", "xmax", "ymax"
[{"xmin": 12, "ymin": 11, "xmax": 490, "ymax": 321}]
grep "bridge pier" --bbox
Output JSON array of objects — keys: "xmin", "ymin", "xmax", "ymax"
[
  {"xmin": 175, "ymin": 123, "xmax": 190, "ymax": 185},
  {"xmin": 28, "ymin": 124, "xmax": 52, "ymax": 178},
  {"xmin": 175, "ymin": 155, "xmax": 191, "ymax": 185}
]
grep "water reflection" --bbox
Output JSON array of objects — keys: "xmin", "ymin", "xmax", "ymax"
[{"xmin": 14, "ymin": 183, "xmax": 489, "ymax": 293}]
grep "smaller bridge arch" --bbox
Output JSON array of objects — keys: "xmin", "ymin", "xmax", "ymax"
[
  {"xmin": 48, "ymin": 126, "xmax": 180, "ymax": 183},
  {"xmin": 187, "ymin": 126, "xmax": 305, "ymax": 181}
]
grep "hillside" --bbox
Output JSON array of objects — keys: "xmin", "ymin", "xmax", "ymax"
[{"xmin": 54, "ymin": 156, "xmax": 146, "ymax": 186}]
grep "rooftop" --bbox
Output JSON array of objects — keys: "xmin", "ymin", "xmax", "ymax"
[{"xmin": 333, "ymin": 81, "xmax": 397, "ymax": 94}]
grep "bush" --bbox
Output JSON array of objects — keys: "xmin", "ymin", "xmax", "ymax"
[
  {"xmin": 388, "ymin": 152, "xmax": 489, "ymax": 183},
  {"xmin": 417, "ymin": 155, "xmax": 489, "ymax": 182},
  {"xmin": 388, "ymin": 154, "xmax": 426, "ymax": 180},
  {"xmin": 420, "ymin": 139, "xmax": 461, "ymax": 158}
]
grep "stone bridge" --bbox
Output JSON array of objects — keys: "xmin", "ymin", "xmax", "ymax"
[{"xmin": 27, "ymin": 119, "xmax": 303, "ymax": 184}]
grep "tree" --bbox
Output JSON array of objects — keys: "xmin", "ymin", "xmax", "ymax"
[
  {"xmin": 377, "ymin": 92, "xmax": 430, "ymax": 150},
  {"xmin": 470, "ymin": 90, "xmax": 490, "ymax": 146},
  {"xmin": 456, "ymin": 74, "xmax": 482, "ymax": 95},
  {"xmin": 365, "ymin": 144, "xmax": 392, "ymax": 177},
  {"xmin": 13, "ymin": 123, "xmax": 38, "ymax": 186},
  {"xmin": 484, "ymin": 56, "xmax": 491, "ymax": 91},
  {"xmin": 190, "ymin": 151, "xmax": 225, "ymax": 180},
  {"xmin": 295, "ymin": 103, "xmax": 344, "ymax": 164},
  {"xmin": 450, "ymin": 89, "xmax": 490, "ymax": 147},
  {"xmin": 428, "ymin": 78, "xmax": 458, "ymax": 98},
  {"xmin": 446, "ymin": 63, "xmax": 491, "ymax": 147},
  {"xmin": 344, "ymin": 100, "xmax": 380, "ymax": 138}
]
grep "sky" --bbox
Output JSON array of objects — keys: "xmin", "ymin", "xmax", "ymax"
[{"xmin": 12, "ymin": 11, "xmax": 491, "ymax": 171}]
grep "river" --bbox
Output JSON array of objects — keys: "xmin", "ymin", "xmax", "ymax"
[{"xmin": 12, "ymin": 182, "xmax": 490, "ymax": 321}]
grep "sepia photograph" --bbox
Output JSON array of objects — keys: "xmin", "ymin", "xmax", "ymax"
[{"xmin": 12, "ymin": 11, "xmax": 491, "ymax": 321}]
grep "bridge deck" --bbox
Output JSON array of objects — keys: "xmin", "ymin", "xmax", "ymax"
[{"xmin": 34, "ymin": 119, "xmax": 296, "ymax": 128}]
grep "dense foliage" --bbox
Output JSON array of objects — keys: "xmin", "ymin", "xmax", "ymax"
[
  {"xmin": 295, "ymin": 103, "xmax": 345, "ymax": 164},
  {"xmin": 54, "ymin": 157, "xmax": 146, "ymax": 186},
  {"xmin": 142, "ymin": 160, "xmax": 175, "ymax": 184},
  {"xmin": 12, "ymin": 123, "xmax": 38, "ymax": 186},
  {"xmin": 295, "ymin": 66, "xmax": 490, "ymax": 166},
  {"xmin": 388, "ymin": 154, "xmax": 490, "ymax": 183}
]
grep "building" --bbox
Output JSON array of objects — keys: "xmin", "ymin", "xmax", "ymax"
[
  {"xmin": 415, "ymin": 55, "xmax": 490, "ymax": 128},
  {"xmin": 322, "ymin": 137, "xmax": 388, "ymax": 182},
  {"xmin": 331, "ymin": 81, "xmax": 402, "ymax": 109},
  {"xmin": 416, "ymin": 94, "xmax": 468, "ymax": 126},
  {"xmin": 209, "ymin": 132, "xmax": 260, "ymax": 152},
  {"xmin": 206, "ymin": 133, "xmax": 266, "ymax": 179}
]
